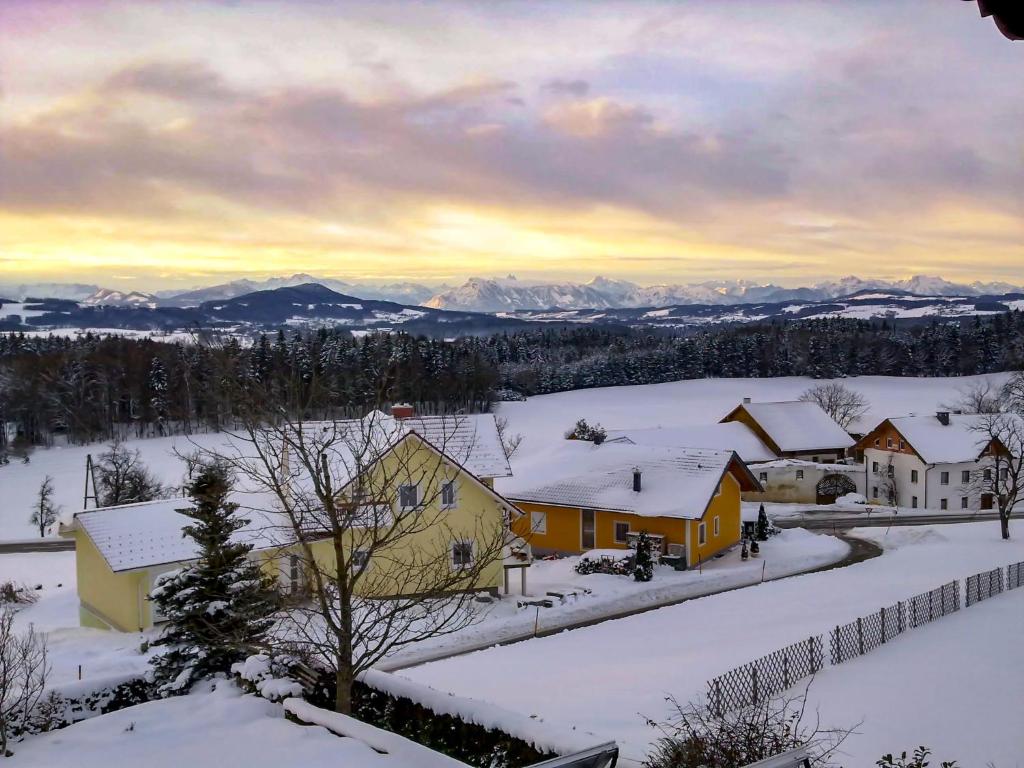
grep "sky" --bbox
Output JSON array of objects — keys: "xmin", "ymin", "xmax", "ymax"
[{"xmin": 0, "ymin": 0, "xmax": 1022, "ymax": 292}]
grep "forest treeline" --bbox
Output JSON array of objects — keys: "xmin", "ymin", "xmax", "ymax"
[{"xmin": 1, "ymin": 312, "xmax": 1022, "ymax": 448}]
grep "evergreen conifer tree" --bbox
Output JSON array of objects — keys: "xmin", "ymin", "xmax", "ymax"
[
  {"xmin": 633, "ymin": 531, "xmax": 654, "ymax": 582},
  {"xmin": 150, "ymin": 464, "xmax": 279, "ymax": 696},
  {"xmin": 756, "ymin": 503, "xmax": 769, "ymax": 542}
]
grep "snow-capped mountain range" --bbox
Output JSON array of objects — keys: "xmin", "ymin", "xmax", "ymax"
[
  {"xmin": 4, "ymin": 273, "xmax": 1022, "ymax": 312},
  {"xmin": 423, "ymin": 274, "xmax": 1024, "ymax": 312}
]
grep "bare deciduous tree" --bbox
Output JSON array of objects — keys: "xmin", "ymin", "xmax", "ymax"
[
  {"xmin": 799, "ymin": 382, "xmax": 868, "ymax": 430},
  {"xmin": 494, "ymin": 415, "xmax": 523, "ymax": 459},
  {"xmin": 94, "ymin": 439, "xmax": 164, "ymax": 507},
  {"xmin": 0, "ymin": 607, "xmax": 49, "ymax": 757},
  {"xmin": 644, "ymin": 682, "xmax": 855, "ymax": 768},
  {"xmin": 201, "ymin": 411, "xmax": 511, "ymax": 714},
  {"xmin": 960, "ymin": 378, "xmax": 1024, "ymax": 540},
  {"xmin": 28, "ymin": 476, "xmax": 59, "ymax": 538}
]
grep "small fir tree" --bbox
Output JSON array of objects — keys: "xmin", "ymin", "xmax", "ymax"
[
  {"xmin": 633, "ymin": 531, "xmax": 654, "ymax": 582},
  {"xmin": 29, "ymin": 475, "xmax": 59, "ymax": 538},
  {"xmin": 149, "ymin": 464, "xmax": 279, "ymax": 696},
  {"xmin": 756, "ymin": 504, "xmax": 769, "ymax": 542}
]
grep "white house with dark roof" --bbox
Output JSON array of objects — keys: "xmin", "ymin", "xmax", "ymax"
[{"xmin": 856, "ymin": 411, "xmax": 1003, "ymax": 510}]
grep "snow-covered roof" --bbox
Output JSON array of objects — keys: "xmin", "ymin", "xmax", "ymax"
[
  {"xmin": 877, "ymin": 414, "xmax": 997, "ymax": 464},
  {"xmin": 605, "ymin": 421, "xmax": 777, "ymax": 463},
  {"xmin": 504, "ymin": 441, "xmax": 756, "ymax": 519},
  {"xmin": 722, "ymin": 401, "xmax": 855, "ymax": 453},
  {"xmin": 315, "ymin": 412, "xmax": 512, "ymax": 480},
  {"xmin": 74, "ymin": 496, "xmax": 284, "ymax": 573}
]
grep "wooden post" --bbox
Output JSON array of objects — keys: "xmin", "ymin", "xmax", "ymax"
[
  {"xmin": 782, "ymin": 653, "xmax": 790, "ymax": 689},
  {"xmin": 880, "ymin": 606, "xmax": 886, "ymax": 644},
  {"xmin": 751, "ymin": 666, "xmax": 759, "ymax": 705},
  {"xmin": 808, "ymin": 636, "xmax": 818, "ymax": 672},
  {"xmin": 761, "ymin": 561, "xmax": 766, "ymax": 584},
  {"xmin": 833, "ymin": 627, "xmax": 841, "ymax": 664},
  {"xmin": 857, "ymin": 617, "xmax": 864, "ymax": 656}
]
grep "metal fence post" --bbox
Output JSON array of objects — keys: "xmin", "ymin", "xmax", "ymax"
[
  {"xmin": 751, "ymin": 666, "xmax": 759, "ymax": 705},
  {"xmin": 880, "ymin": 606, "xmax": 887, "ymax": 644},
  {"xmin": 782, "ymin": 653, "xmax": 790, "ymax": 689},
  {"xmin": 857, "ymin": 617, "xmax": 864, "ymax": 656},
  {"xmin": 929, "ymin": 588, "xmax": 935, "ymax": 620},
  {"xmin": 897, "ymin": 601, "xmax": 904, "ymax": 634}
]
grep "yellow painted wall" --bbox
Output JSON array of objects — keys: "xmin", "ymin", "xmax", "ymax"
[
  {"xmin": 304, "ymin": 436, "xmax": 507, "ymax": 596},
  {"xmin": 512, "ymin": 501, "xmax": 686, "ymax": 554},
  {"xmin": 688, "ymin": 473, "xmax": 742, "ymax": 565},
  {"xmin": 74, "ymin": 529, "xmax": 147, "ymax": 632}
]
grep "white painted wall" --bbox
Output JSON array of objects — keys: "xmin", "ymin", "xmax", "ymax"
[{"xmin": 863, "ymin": 448, "xmax": 992, "ymax": 510}]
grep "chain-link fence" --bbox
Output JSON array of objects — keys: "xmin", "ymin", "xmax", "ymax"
[
  {"xmin": 1007, "ymin": 561, "xmax": 1024, "ymax": 591},
  {"xmin": 707, "ymin": 636, "xmax": 823, "ymax": 716},
  {"xmin": 830, "ymin": 601, "xmax": 906, "ymax": 666},
  {"xmin": 966, "ymin": 567, "xmax": 1004, "ymax": 606},
  {"xmin": 908, "ymin": 580, "xmax": 960, "ymax": 628},
  {"xmin": 705, "ymin": 560, "xmax": 1024, "ymax": 715}
]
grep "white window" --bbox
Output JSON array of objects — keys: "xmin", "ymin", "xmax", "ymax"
[
  {"xmin": 351, "ymin": 549, "xmax": 370, "ymax": 570},
  {"xmin": 398, "ymin": 484, "xmax": 419, "ymax": 510},
  {"xmin": 811, "ymin": 456, "xmax": 819, "ymax": 464},
  {"xmin": 698, "ymin": 522, "xmax": 707, "ymax": 546},
  {"xmin": 872, "ymin": 486, "xmax": 879, "ymax": 498},
  {"xmin": 758, "ymin": 471, "xmax": 768, "ymax": 483},
  {"xmin": 874, "ymin": 438, "xmax": 880, "ymax": 447},
  {"xmin": 887, "ymin": 465, "xmax": 894, "ymax": 478},
  {"xmin": 911, "ymin": 470, "xmax": 918, "ymax": 483},
  {"xmin": 1000, "ymin": 467, "xmax": 1009, "ymax": 481},
  {"xmin": 962, "ymin": 470, "xmax": 971, "ymax": 484},
  {"xmin": 898, "ymin": 440, "xmax": 905, "ymax": 450},
  {"xmin": 278, "ymin": 553, "xmax": 303, "ymax": 596},
  {"xmin": 451, "ymin": 540, "xmax": 474, "ymax": 569},
  {"xmin": 613, "ymin": 521, "xmax": 630, "ymax": 544},
  {"xmin": 940, "ymin": 471, "xmax": 949, "ymax": 485},
  {"xmin": 440, "ymin": 480, "xmax": 458, "ymax": 509},
  {"xmin": 940, "ymin": 498, "xmax": 948, "ymax": 510},
  {"xmin": 872, "ymin": 461, "xmax": 879, "ymax": 473},
  {"xmin": 713, "ymin": 516, "xmax": 721, "ymax": 537},
  {"xmin": 961, "ymin": 496, "xmax": 969, "ymax": 509},
  {"xmin": 530, "ymin": 510, "xmax": 547, "ymax": 535},
  {"xmin": 887, "ymin": 437, "xmax": 894, "ymax": 448},
  {"xmin": 795, "ymin": 470, "xmax": 804, "ymax": 480},
  {"xmin": 984, "ymin": 468, "xmax": 992, "ymax": 481},
  {"xmin": 912, "ymin": 496, "xmax": 918, "ymax": 508}
]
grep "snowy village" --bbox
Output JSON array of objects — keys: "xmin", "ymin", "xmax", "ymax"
[{"xmin": 1, "ymin": 2, "xmax": 1023, "ymax": 767}]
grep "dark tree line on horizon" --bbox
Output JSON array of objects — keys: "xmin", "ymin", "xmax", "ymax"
[{"xmin": 1, "ymin": 312, "xmax": 1022, "ymax": 449}]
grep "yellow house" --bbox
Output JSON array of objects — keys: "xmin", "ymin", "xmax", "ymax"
[
  {"xmin": 508, "ymin": 442, "xmax": 760, "ymax": 568},
  {"xmin": 63, "ymin": 411, "xmax": 527, "ymax": 631}
]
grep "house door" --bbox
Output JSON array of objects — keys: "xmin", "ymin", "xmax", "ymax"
[
  {"xmin": 581, "ymin": 509, "xmax": 596, "ymax": 550},
  {"xmin": 981, "ymin": 493, "xmax": 994, "ymax": 510}
]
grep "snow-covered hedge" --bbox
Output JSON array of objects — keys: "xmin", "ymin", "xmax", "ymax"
[{"xmin": 231, "ymin": 653, "xmax": 304, "ymax": 702}]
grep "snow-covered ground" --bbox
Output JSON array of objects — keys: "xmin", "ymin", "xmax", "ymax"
[
  {"xmin": 400, "ymin": 522, "xmax": 1024, "ymax": 764},
  {"xmin": 801, "ymin": 587, "xmax": 1024, "ymax": 767},
  {"xmin": 0, "ymin": 550, "xmax": 154, "ymax": 687},
  {"xmin": 8, "ymin": 682, "xmax": 417, "ymax": 767},
  {"xmin": 382, "ymin": 528, "xmax": 848, "ymax": 668}
]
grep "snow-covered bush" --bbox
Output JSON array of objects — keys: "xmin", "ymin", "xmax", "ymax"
[
  {"xmin": 837, "ymin": 492, "xmax": 866, "ymax": 505},
  {"xmin": 0, "ymin": 582, "xmax": 36, "ymax": 606},
  {"xmin": 564, "ymin": 418, "xmax": 607, "ymax": 444},
  {"xmin": 232, "ymin": 654, "xmax": 304, "ymax": 703}
]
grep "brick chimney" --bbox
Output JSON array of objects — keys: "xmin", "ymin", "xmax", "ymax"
[
  {"xmin": 936, "ymin": 411, "xmax": 950, "ymax": 426},
  {"xmin": 632, "ymin": 466, "xmax": 642, "ymax": 493},
  {"xmin": 391, "ymin": 403, "xmax": 415, "ymax": 419}
]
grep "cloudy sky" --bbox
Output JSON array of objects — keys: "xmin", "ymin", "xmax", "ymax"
[{"xmin": 1, "ymin": 0, "xmax": 1021, "ymax": 291}]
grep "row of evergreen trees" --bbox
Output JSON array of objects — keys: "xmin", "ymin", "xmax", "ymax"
[
  {"xmin": 2, "ymin": 311, "xmax": 1022, "ymax": 447},
  {"xmin": 494, "ymin": 313, "xmax": 1024, "ymax": 395}
]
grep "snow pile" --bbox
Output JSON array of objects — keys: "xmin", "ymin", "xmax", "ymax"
[
  {"xmin": 8, "ymin": 682, "xmax": 407, "ymax": 767},
  {"xmin": 284, "ymin": 698, "xmax": 468, "ymax": 768}
]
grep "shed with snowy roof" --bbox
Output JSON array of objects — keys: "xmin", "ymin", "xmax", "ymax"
[{"xmin": 719, "ymin": 400, "xmax": 855, "ymax": 462}]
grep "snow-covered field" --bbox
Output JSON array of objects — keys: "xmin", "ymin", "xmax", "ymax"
[
  {"xmin": 401, "ymin": 522, "xmax": 1024, "ymax": 765},
  {"xmin": 1, "ymin": 374, "xmax": 1009, "ymax": 541}
]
